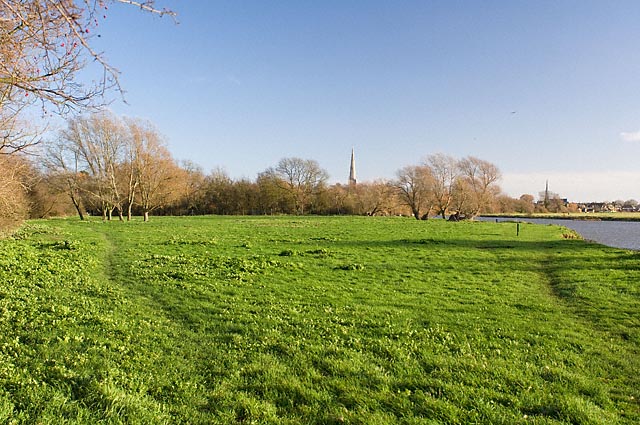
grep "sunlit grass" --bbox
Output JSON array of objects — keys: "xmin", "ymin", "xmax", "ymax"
[{"xmin": 0, "ymin": 216, "xmax": 638, "ymax": 423}]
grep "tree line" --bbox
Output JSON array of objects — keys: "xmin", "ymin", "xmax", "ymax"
[{"xmin": 0, "ymin": 111, "xmax": 529, "ymax": 229}]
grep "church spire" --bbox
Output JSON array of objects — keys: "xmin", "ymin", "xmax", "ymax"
[
  {"xmin": 349, "ymin": 147, "xmax": 357, "ymax": 186},
  {"xmin": 544, "ymin": 180, "xmax": 550, "ymax": 207}
]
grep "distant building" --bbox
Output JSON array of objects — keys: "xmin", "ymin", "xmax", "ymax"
[
  {"xmin": 536, "ymin": 180, "xmax": 567, "ymax": 209},
  {"xmin": 578, "ymin": 202, "xmax": 618, "ymax": 213},
  {"xmin": 621, "ymin": 205, "xmax": 639, "ymax": 212},
  {"xmin": 348, "ymin": 147, "xmax": 357, "ymax": 186}
]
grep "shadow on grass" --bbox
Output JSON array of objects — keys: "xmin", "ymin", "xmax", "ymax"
[
  {"xmin": 325, "ymin": 237, "xmax": 603, "ymax": 257},
  {"xmin": 321, "ymin": 236, "xmax": 639, "ymax": 334}
]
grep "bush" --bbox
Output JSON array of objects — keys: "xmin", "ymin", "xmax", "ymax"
[{"xmin": 0, "ymin": 156, "xmax": 30, "ymax": 234}]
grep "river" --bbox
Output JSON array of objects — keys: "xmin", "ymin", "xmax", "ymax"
[{"xmin": 479, "ymin": 217, "xmax": 640, "ymax": 251}]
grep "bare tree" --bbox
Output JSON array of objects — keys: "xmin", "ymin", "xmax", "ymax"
[
  {"xmin": 256, "ymin": 170, "xmax": 287, "ymax": 214},
  {"xmin": 177, "ymin": 160, "xmax": 206, "ymax": 215},
  {"xmin": 425, "ymin": 153, "xmax": 459, "ymax": 219},
  {"xmin": 0, "ymin": 1, "xmax": 175, "ymax": 153},
  {"xmin": 230, "ymin": 178, "xmax": 259, "ymax": 215},
  {"xmin": 516, "ymin": 194, "xmax": 535, "ymax": 214},
  {"xmin": 58, "ymin": 112, "xmax": 126, "ymax": 220},
  {"xmin": 133, "ymin": 125, "xmax": 184, "ymax": 221},
  {"xmin": 266, "ymin": 157, "xmax": 329, "ymax": 214},
  {"xmin": 394, "ymin": 164, "xmax": 435, "ymax": 220},
  {"xmin": 49, "ymin": 113, "xmax": 187, "ymax": 221},
  {"xmin": 456, "ymin": 156, "xmax": 501, "ymax": 218},
  {"xmin": 202, "ymin": 167, "xmax": 235, "ymax": 214},
  {"xmin": 0, "ymin": 111, "xmax": 40, "ymax": 154},
  {"xmin": 29, "ymin": 171, "xmax": 79, "ymax": 218},
  {"xmin": 317, "ymin": 183, "xmax": 348, "ymax": 215},
  {"xmin": 43, "ymin": 137, "xmax": 87, "ymax": 219},
  {"xmin": 351, "ymin": 180, "xmax": 395, "ymax": 216},
  {"xmin": 121, "ymin": 117, "xmax": 153, "ymax": 220},
  {"xmin": 0, "ymin": 154, "xmax": 31, "ymax": 230}
]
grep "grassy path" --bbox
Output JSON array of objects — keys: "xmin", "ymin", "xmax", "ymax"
[{"xmin": 0, "ymin": 217, "xmax": 638, "ymax": 423}]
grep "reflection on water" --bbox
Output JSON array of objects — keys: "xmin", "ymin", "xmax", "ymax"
[{"xmin": 479, "ymin": 217, "xmax": 640, "ymax": 251}]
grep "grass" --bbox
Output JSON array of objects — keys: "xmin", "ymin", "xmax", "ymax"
[{"xmin": 0, "ymin": 216, "xmax": 638, "ymax": 424}]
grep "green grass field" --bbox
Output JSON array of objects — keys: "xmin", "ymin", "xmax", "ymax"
[{"xmin": 0, "ymin": 216, "xmax": 638, "ymax": 424}]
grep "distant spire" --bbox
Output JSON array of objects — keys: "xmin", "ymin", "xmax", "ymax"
[
  {"xmin": 544, "ymin": 180, "xmax": 550, "ymax": 207},
  {"xmin": 349, "ymin": 147, "xmax": 357, "ymax": 186}
]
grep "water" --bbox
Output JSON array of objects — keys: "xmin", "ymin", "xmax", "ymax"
[{"xmin": 479, "ymin": 217, "xmax": 640, "ymax": 251}]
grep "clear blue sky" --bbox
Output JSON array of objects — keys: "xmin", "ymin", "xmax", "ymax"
[{"xmin": 93, "ymin": 1, "xmax": 640, "ymax": 202}]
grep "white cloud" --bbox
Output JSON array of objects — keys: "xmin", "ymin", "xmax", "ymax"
[{"xmin": 620, "ymin": 131, "xmax": 640, "ymax": 142}]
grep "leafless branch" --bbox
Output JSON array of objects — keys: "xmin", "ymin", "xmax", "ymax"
[{"xmin": 0, "ymin": 0, "xmax": 175, "ymax": 153}]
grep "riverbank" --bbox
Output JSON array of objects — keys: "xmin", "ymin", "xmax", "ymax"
[
  {"xmin": 480, "ymin": 216, "xmax": 640, "ymax": 251},
  {"xmin": 482, "ymin": 212, "xmax": 640, "ymax": 222}
]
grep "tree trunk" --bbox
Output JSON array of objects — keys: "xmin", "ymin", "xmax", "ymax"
[
  {"xmin": 70, "ymin": 194, "xmax": 85, "ymax": 220},
  {"xmin": 143, "ymin": 211, "xmax": 149, "ymax": 222}
]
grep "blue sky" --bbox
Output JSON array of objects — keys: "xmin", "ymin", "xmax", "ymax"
[{"xmin": 91, "ymin": 1, "xmax": 640, "ymax": 201}]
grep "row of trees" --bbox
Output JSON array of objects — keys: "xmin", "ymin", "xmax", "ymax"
[
  {"xmin": 13, "ymin": 116, "xmax": 501, "ymax": 222},
  {"xmin": 44, "ymin": 112, "xmax": 186, "ymax": 221},
  {"xmin": 394, "ymin": 154, "xmax": 501, "ymax": 220},
  {"xmin": 1, "ymin": 109, "xmax": 510, "ymax": 226}
]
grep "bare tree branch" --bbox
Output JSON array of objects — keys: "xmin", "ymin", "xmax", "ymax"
[{"xmin": 0, "ymin": 0, "xmax": 175, "ymax": 153}]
